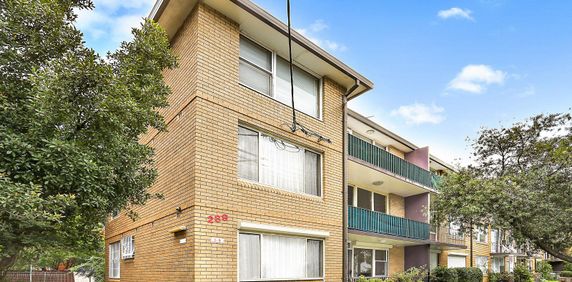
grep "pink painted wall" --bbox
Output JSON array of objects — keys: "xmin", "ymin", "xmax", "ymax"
[{"xmin": 405, "ymin": 146, "xmax": 429, "ymax": 170}]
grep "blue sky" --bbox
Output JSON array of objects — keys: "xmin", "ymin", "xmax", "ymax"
[{"xmin": 76, "ymin": 0, "xmax": 572, "ymax": 165}]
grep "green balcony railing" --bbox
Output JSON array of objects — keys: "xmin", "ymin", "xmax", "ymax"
[
  {"xmin": 348, "ymin": 133, "xmax": 440, "ymax": 189},
  {"xmin": 348, "ymin": 206, "xmax": 430, "ymax": 240}
]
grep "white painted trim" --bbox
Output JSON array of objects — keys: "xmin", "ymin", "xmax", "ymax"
[
  {"xmin": 352, "ymin": 241, "xmax": 393, "ymax": 249},
  {"xmin": 148, "ymin": 0, "xmax": 163, "ymax": 19},
  {"xmin": 448, "ymin": 252, "xmax": 469, "ymax": 257},
  {"xmin": 239, "ymin": 222, "xmax": 330, "ymax": 238}
]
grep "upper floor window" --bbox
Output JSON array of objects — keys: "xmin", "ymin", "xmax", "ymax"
[
  {"xmin": 239, "ymin": 36, "xmax": 321, "ymax": 118},
  {"xmin": 349, "ymin": 186, "xmax": 387, "ymax": 213},
  {"xmin": 474, "ymin": 227, "xmax": 488, "ymax": 243},
  {"xmin": 238, "ymin": 126, "xmax": 321, "ymax": 196}
]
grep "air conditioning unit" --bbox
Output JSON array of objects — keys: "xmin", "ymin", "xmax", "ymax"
[{"xmin": 121, "ymin": 235, "xmax": 135, "ymax": 259}]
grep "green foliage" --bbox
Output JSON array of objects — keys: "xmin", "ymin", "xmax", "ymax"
[
  {"xmin": 564, "ymin": 262, "xmax": 572, "ymax": 272},
  {"xmin": 514, "ymin": 264, "xmax": 533, "ymax": 282},
  {"xmin": 489, "ymin": 272, "xmax": 514, "ymax": 282},
  {"xmin": 560, "ymin": 271, "xmax": 572, "ymax": 278},
  {"xmin": 385, "ymin": 266, "xmax": 427, "ymax": 282},
  {"xmin": 536, "ymin": 261, "xmax": 553, "ymax": 279},
  {"xmin": 452, "ymin": 267, "xmax": 483, "ymax": 282},
  {"xmin": 0, "ymin": 0, "xmax": 177, "ymax": 275},
  {"xmin": 356, "ymin": 276, "xmax": 384, "ymax": 282},
  {"xmin": 432, "ymin": 112, "xmax": 572, "ymax": 262},
  {"xmin": 70, "ymin": 255, "xmax": 104, "ymax": 282},
  {"xmin": 430, "ymin": 266, "xmax": 458, "ymax": 282}
]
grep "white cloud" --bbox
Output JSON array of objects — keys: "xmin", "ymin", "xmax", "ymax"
[
  {"xmin": 296, "ymin": 20, "xmax": 347, "ymax": 53},
  {"xmin": 447, "ymin": 64, "xmax": 507, "ymax": 94},
  {"xmin": 438, "ymin": 7, "xmax": 474, "ymax": 21},
  {"xmin": 75, "ymin": 0, "xmax": 154, "ymax": 53},
  {"xmin": 391, "ymin": 103, "xmax": 445, "ymax": 125}
]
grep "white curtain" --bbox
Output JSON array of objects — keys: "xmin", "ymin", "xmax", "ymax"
[
  {"xmin": 260, "ymin": 135, "xmax": 304, "ymax": 193},
  {"xmin": 238, "ymin": 127, "xmax": 259, "ymax": 181},
  {"xmin": 306, "ymin": 240, "xmax": 322, "ymax": 278},
  {"xmin": 109, "ymin": 242, "xmax": 120, "ymax": 278},
  {"xmin": 239, "ymin": 234, "xmax": 261, "ymax": 280},
  {"xmin": 304, "ymin": 151, "xmax": 320, "ymax": 196},
  {"xmin": 261, "ymin": 235, "xmax": 306, "ymax": 279},
  {"xmin": 276, "ymin": 57, "xmax": 319, "ymax": 118}
]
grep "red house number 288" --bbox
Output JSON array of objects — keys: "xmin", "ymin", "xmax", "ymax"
[{"xmin": 207, "ymin": 214, "xmax": 228, "ymax": 223}]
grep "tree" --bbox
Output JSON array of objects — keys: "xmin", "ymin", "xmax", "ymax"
[
  {"xmin": 0, "ymin": 0, "xmax": 177, "ymax": 277},
  {"xmin": 432, "ymin": 112, "xmax": 572, "ymax": 263}
]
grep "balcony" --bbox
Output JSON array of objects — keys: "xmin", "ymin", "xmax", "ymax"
[
  {"xmin": 348, "ymin": 206, "xmax": 430, "ymax": 240},
  {"xmin": 430, "ymin": 225, "xmax": 466, "ymax": 247},
  {"xmin": 348, "ymin": 134, "xmax": 439, "ymax": 189}
]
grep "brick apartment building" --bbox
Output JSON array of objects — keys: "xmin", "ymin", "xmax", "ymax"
[
  {"xmin": 104, "ymin": 0, "xmax": 547, "ymax": 281},
  {"xmin": 104, "ymin": 0, "xmax": 373, "ymax": 281}
]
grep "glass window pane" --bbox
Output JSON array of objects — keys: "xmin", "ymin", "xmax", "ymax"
[
  {"xmin": 375, "ymin": 261, "xmax": 387, "ymax": 276},
  {"xmin": 304, "ymin": 151, "xmax": 320, "ymax": 196},
  {"xmin": 357, "ymin": 188, "xmax": 372, "ymax": 210},
  {"xmin": 238, "ymin": 126, "xmax": 259, "ymax": 181},
  {"xmin": 275, "ymin": 57, "xmax": 319, "ymax": 118},
  {"xmin": 262, "ymin": 235, "xmax": 305, "ymax": 279},
  {"xmin": 239, "ymin": 37, "xmax": 271, "ymax": 71},
  {"xmin": 239, "ymin": 234, "xmax": 261, "ymax": 280},
  {"xmin": 374, "ymin": 193, "xmax": 386, "ymax": 213},
  {"xmin": 353, "ymin": 248, "xmax": 373, "ymax": 277},
  {"xmin": 306, "ymin": 240, "xmax": 323, "ymax": 278},
  {"xmin": 348, "ymin": 186, "xmax": 354, "ymax": 206},
  {"xmin": 375, "ymin": 250, "xmax": 387, "ymax": 261},
  {"xmin": 260, "ymin": 135, "xmax": 305, "ymax": 193},
  {"xmin": 239, "ymin": 60, "xmax": 271, "ymax": 95}
]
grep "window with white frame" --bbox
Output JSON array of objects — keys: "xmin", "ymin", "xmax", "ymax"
[
  {"xmin": 237, "ymin": 126, "xmax": 321, "ymax": 196},
  {"xmin": 449, "ymin": 221, "xmax": 463, "ymax": 237},
  {"xmin": 238, "ymin": 233, "xmax": 323, "ymax": 280},
  {"xmin": 239, "ymin": 36, "xmax": 321, "ymax": 118},
  {"xmin": 474, "ymin": 227, "xmax": 488, "ymax": 243},
  {"xmin": 476, "ymin": 256, "xmax": 489, "ymax": 275},
  {"xmin": 492, "ymin": 257, "xmax": 505, "ymax": 273},
  {"xmin": 352, "ymin": 248, "xmax": 388, "ymax": 278},
  {"xmin": 353, "ymin": 187, "xmax": 387, "ymax": 213},
  {"xmin": 121, "ymin": 236, "xmax": 135, "ymax": 259},
  {"xmin": 108, "ymin": 241, "xmax": 120, "ymax": 279}
]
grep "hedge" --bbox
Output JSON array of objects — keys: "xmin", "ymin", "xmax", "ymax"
[
  {"xmin": 561, "ymin": 271, "xmax": 572, "ymax": 277},
  {"xmin": 451, "ymin": 267, "xmax": 483, "ymax": 282}
]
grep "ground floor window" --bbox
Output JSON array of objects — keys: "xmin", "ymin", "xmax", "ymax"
[
  {"xmin": 239, "ymin": 233, "xmax": 323, "ymax": 281},
  {"xmin": 476, "ymin": 256, "xmax": 489, "ymax": 275},
  {"xmin": 352, "ymin": 248, "xmax": 388, "ymax": 278},
  {"xmin": 108, "ymin": 241, "xmax": 120, "ymax": 279},
  {"xmin": 447, "ymin": 255, "xmax": 466, "ymax": 268},
  {"xmin": 492, "ymin": 257, "xmax": 505, "ymax": 273}
]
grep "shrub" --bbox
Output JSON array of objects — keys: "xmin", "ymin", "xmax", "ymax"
[
  {"xmin": 535, "ymin": 260, "xmax": 553, "ymax": 279},
  {"xmin": 355, "ymin": 276, "xmax": 383, "ymax": 282},
  {"xmin": 513, "ymin": 264, "xmax": 533, "ymax": 282},
  {"xmin": 489, "ymin": 272, "xmax": 514, "ymax": 282},
  {"xmin": 452, "ymin": 267, "xmax": 483, "ymax": 282},
  {"xmin": 385, "ymin": 266, "xmax": 427, "ymax": 282},
  {"xmin": 430, "ymin": 266, "xmax": 458, "ymax": 282},
  {"xmin": 560, "ymin": 271, "xmax": 572, "ymax": 277},
  {"xmin": 564, "ymin": 262, "xmax": 572, "ymax": 272}
]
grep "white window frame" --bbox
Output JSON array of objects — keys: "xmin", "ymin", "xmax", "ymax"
[
  {"xmin": 349, "ymin": 247, "xmax": 389, "ymax": 279},
  {"xmin": 238, "ymin": 125, "xmax": 323, "ymax": 197},
  {"xmin": 475, "ymin": 227, "xmax": 488, "ymax": 243},
  {"xmin": 108, "ymin": 241, "xmax": 120, "ymax": 279},
  {"xmin": 476, "ymin": 256, "xmax": 489, "ymax": 275},
  {"xmin": 350, "ymin": 185, "xmax": 389, "ymax": 214},
  {"xmin": 238, "ymin": 232, "xmax": 325, "ymax": 281},
  {"xmin": 121, "ymin": 235, "xmax": 135, "ymax": 260},
  {"xmin": 239, "ymin": 35, "xmax": 323, "ymax": 120}
]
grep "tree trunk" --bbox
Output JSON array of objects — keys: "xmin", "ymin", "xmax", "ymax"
[{"xmin": 536, "ymin": 241, "xmax": 572, "ymax": 263}]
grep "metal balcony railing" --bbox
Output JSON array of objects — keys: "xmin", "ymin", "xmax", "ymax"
[
  {"xmin": 348, "ymin": 206, "xmax": 430, "ymax": 240},
  {"xmin": 348, "ymin": 134, "xmax": 440, "ymax": 189}
]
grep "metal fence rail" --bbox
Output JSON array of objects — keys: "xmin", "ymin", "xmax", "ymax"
[{"xmin": 5, "ymin": 271, "xmax": 74, "ymax": 282}]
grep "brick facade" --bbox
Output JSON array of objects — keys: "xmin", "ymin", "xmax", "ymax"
[{"xmin": 105, "ymin": 3, "xmax": 347, "ymax": 282}]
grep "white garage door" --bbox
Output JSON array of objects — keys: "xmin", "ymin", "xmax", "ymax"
[{"xmin": 448, "ymin": 255, "xmax": 466, "ymax": 268}]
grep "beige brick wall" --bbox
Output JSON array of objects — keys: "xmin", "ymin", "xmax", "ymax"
[
  {"xmin": 389, "ymin": 247, "xmax": 405, "ymax": 275},
  {"xmin": 388, "ymin": 194, "xmax": 405, "ymax": 218},
  {"xmin": 105, "ymin": 3, "xmax": 346, "ymax": 282}
]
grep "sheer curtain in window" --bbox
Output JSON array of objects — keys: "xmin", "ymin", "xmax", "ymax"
[
  {"xmin": 304, "ymin": 151, "xmax": 320, "ymax": 196},
  {"xmin": 261, "ymin": 235, "xmax": 306, "ymax": 279},
  {"xmin": 239, "ymin": 234, "xmax": 261, "ymax": 280},
  {"xmin": 238, "ymin": 127, "xmax": 259, "ymax": 181},
  {"xmin": 109, "ymin": 242, "xmax": 120, "ymax": 278},
  {"xmin": 275, "ymin": 57, "xmax": 319, "ymax": 117},
  {"xmin": 306, "ymin": 240, "xmax": 323, "ymax": 278},
  {"xmin": 259, "ymin": 135, "xmax": 304, "ymax": 193}
]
